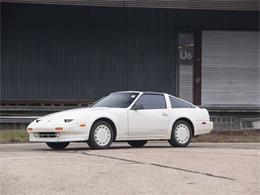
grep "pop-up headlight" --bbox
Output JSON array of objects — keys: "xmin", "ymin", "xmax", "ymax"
[{"xmin": 64, "ymin": 119, "xmax": 74, "ymax": 123}]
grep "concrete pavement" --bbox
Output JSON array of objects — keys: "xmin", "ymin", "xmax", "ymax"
[{"xmin": 0, "ymin": 142, "xmax": 259, "ymax": 195}]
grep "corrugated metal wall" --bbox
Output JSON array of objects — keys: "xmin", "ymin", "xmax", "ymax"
[
  {"xmin": 202, "ymin": 31, "xmax": 260, "ymax": 106},
  {"xmin": 1, "ymin": 3, "xmax": 259, "ymax": 100},
  {"xmin": 179, "ymin": 66, "xmax": 193, "ymax": 103},
  {"xmin": 1, "ymin": 3, "xmax": 176, "ymax": 100}
]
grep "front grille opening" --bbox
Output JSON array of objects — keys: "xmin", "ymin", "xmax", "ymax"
[{"xmin": 34, "ymin": 132, "xmax": 60, "ymax": 138}]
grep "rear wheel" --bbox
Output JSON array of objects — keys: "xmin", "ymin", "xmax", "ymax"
[
  {"xmin": 46, "ymin": 142, "xmax": 70, "ymax": 150},
  {"xmin": 168, "ymin": 120, "xmax": 192, "ymax": 147},
  {"xmin": 128, "ymin": 140, "xmax": 147, "ymax": 148},
  {"xmin": 87, "ymin": 120, "xmax": 114, "ymax": 149}
]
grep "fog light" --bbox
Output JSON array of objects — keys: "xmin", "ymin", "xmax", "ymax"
[
  {"xmin": 56, "ymin": 132, "xmax": 60, "ymax": 137},
  {"xmin": 34, "ymin": 133, "xmax": 39, "ymax": 138}
]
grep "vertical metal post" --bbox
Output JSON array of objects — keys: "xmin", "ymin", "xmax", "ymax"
[{"xmin": 193, "ymin": 30, "xmax": 202, "ymax": 105}]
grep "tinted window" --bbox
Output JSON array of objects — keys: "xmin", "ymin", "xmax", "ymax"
[
  {"xmin": 170, "ymin": 96, "xmax": 194, "ymax": 108},
  {"xmin": 134, "ymin": 94, "xmax": 166, "ymax": 109},
  {"xmin": 92, "ymin": 93, "xmax": 139, "ymax": 108}
]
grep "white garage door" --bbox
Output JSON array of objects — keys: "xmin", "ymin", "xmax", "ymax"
[{"xmin": 202, "ymin": 31, "xmax": 260, "ymax": 106}]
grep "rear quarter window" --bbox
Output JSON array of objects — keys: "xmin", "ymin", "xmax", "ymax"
[{"xmin": 170, "ymin": 96, "xmax": 195, "ymax": 108}]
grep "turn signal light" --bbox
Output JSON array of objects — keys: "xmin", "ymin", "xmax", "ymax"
[
  {"xmin": 55, "ymin": 127, "xmax": 63, "ymax": 131},
  {"xmin": 80, "ymin": 124, "xmax": 86, "ymax": 127},
  {"xmin": 27, "ymin": 128, "xmax": 33, "ymax": 131}
]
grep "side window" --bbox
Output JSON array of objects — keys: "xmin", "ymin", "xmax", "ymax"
[
  {"xmin": 170, "ymin": 96, "xmax": 194, "ymax": 108},
  {"xmin": 134, "ymin": 94, "xmax": 166, "ymax": 109}
]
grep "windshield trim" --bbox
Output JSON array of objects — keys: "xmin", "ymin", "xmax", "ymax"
[{"xmin": 127, "ymin": 92, "xmax": 142, "ymax": 109}]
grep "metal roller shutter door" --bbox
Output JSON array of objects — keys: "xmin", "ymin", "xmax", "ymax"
[{"xmin": 202, "ymin": 31, "xmax": 260, "ymax": 106}]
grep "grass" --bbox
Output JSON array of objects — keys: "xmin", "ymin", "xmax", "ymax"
[
  {"xmin": 0, "ymin": 129, "xmax": 29, "ymax": 143},
  {"xmin": 193, "ymin": 130, "xmax": 260, "ymax": 143},
  {"xmin": 0, "ymin": 129, "xmax": 259, "ymax": 144}
]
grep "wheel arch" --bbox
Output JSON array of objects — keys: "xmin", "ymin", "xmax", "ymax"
[
  {"xmin": 91, "ymin": 117, "xmax": 117, "ymax": 141},
  {"xmin": 173, "ymin": 118, "xmax": 195, "ymax": 136}
]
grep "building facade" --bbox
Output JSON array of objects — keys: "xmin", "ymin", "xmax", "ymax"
[{"xmin": 1, "ymin": 1, "xmax": 260, "ymax": 129}]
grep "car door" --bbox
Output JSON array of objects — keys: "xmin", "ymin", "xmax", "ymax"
[{"xmin": 128, "ymin": 94, "xmax": 170, "ymax": 136}]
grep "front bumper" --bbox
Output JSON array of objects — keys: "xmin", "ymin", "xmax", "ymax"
[{"xmin": 27, "ymin": 121, "xmax": 90, "ymax": 142}]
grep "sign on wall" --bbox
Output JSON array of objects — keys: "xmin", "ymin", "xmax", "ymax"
[{"xmin": 178, "ymin": 34, "xmax": 194, "ymax": 66}]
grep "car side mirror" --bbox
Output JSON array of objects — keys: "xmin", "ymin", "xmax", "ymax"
[{"xmin": 132, "ymin": 104, "xmax": 144, "ymax": 110}]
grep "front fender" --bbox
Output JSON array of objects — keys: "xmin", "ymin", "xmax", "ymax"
[{"xmin": 83, "ymin": 112, "xmax": 125, "ymax": 140}]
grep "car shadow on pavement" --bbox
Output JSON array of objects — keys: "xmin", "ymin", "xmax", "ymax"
[{"xmin": 34, "ymin": 145, "xmax": 175, "ymax": 151}]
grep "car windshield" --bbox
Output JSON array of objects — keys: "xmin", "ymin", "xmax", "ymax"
[{"xmin": 91, "ymin": 92, "xmax": 139, "ymax": 108}]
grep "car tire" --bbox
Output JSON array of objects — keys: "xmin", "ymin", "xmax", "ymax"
[
  {"xmin": 46, "ymin": 142, "xmax": 70, "ymax": 150},
  {"xmin": 87, "ymin": 120, "xmax": 114, "ymax": 149},
  {"xmin": 127, "ymin": 140, "xmax": 147, "ymax": 148},
  {"xmin": 168, "ymin": 120, "xmax": 192, "ymax": 147}
]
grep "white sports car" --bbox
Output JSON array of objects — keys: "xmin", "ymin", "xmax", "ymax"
[{"xmin": 27, "ymin": 91, "xmax": 213, "ymax": 149}]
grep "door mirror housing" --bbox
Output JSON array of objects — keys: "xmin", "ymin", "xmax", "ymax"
[{"xmin": 132, "ymin": 104, "xmax": 144, "ymax": 110}]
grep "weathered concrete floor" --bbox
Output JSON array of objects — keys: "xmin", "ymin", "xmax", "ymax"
[{"xmin": 0, "ymin": 142, "xmax": 259, "ymax": 195}]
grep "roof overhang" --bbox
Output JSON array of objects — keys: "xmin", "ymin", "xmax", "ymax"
[{"xmin": 2, "ymin": 0, "xmax": 260, "ymax": 11}]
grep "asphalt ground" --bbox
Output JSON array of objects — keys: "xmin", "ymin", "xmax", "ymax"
[{"xmin": 0, "ymin": 142, "xmax": 259, "ymax": 195}]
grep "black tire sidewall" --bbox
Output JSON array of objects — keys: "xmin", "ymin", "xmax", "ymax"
[
  {"xmin": 88, "ymin": 120, "xmax": 114, "ymax": 149},
  {"xmin": 169, "ymin": 120, "xmax": 192, "ymax": 147}
]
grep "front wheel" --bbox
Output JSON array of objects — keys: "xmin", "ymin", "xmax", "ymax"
[
  {"xmin": 128, "ymin": 140, "xmax": 147, "ymax": 148},
  {"xmin": 168, "ymin": 120, "xmax": 192, "ymax": 147},
  {"xmin": 46, "ymin": 142, "xmax": 70, "ymax": 150},
  {"xmin": 87, "ymin": 120, "xmax": 114, "ymax": 149}
]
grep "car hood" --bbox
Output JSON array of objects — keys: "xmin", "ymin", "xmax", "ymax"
[{"xmin": 38, "ymin": 107, "xmax": 118, "ymax": 121}]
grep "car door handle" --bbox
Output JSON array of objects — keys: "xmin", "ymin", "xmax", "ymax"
[{"xmin": 162, "ymin": 112, "xmax": 168, "ymax": 116}]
